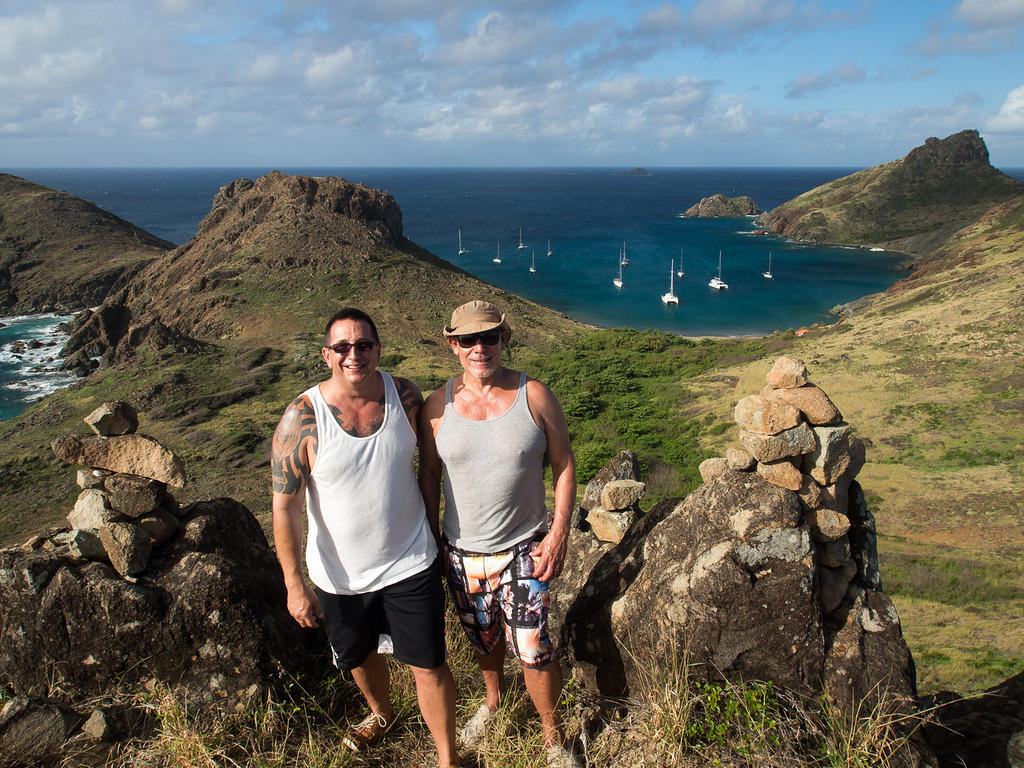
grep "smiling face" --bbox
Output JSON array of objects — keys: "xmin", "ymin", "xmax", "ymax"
[
  {"xmin": 322, "ymin": 318, "xmax": 381, "ymax": 385},
  {"xmin": 448, "ymin": 327, "xmax": 509, "ymax": 382}
]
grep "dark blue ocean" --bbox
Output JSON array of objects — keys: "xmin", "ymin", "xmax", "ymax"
[{"xmin": 4, "ymin": 166, "xmax": 1023, "ymax": 420}]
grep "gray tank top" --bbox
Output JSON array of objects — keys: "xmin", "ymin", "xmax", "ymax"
[{"xmin": 435, "ymin": 372, "xmax": 548, "ymax": 552}]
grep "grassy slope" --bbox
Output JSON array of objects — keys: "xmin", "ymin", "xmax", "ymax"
[
  {"xmin": 0, "ymin": 173, "xmax": 172, "ymax": 311},
  {"xmin": 687, "ymin": 195, "xmax": 1024, "ymax": 693}
]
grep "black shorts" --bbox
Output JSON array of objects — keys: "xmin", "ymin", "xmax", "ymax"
[{"xmin": 315, "ymin": 558, "xmax": 447, "ymax": 671}]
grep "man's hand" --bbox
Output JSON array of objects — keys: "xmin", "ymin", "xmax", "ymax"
[
  {"xmin": 529, "ymin": 525, "xmax": 569, "ymax": 582},
  {"xmin": 287, "ymin": 582, "xmax": 324, "ymax": 628}
]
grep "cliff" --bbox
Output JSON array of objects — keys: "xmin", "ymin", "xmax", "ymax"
[
  {"xmin": 0, "ymin": 174, "xmax": 173, "ymax": 313},
  {"xmin": 757, "ymin": 130, "xmax": 1024, "ymax": 266}
]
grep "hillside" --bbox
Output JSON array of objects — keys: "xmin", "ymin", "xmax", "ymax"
[
  {"xmin": 757, "ymin": 129, "xmax": 1024, "ymax": 266},
  {"xmin": 0, "ymin": 173, "xmax": 173, "ymax": 313},
  {"xmin": 690, "ymin": 193, "xmax": 1024, "ymax": 693},
  {"xmin": 0, "ymin": 171, "xmax": 585, "ymax": 542}
]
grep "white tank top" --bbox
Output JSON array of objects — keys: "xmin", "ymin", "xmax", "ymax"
[{"xmin": 303, "ymin": 371, "xmax": 435, "ymax": 595}]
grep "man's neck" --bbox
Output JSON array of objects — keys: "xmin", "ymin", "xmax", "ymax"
[{"xmin": 324, "ymin": 370, "xmax": 382, "ymax": 403}]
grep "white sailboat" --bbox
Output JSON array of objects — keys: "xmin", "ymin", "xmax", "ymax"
[
  {"xmin": 677, "ymin": 248, "xmax": 685, "ymax": 277},
  {"xmin": 708, "ymin": 250, "xmax": 728, "ymax": 290},
  {"xmin": 620, "ymin": 241, "xmax": 629, "ymax": 266},
  {"xmin": 493, "ymin": 242, "xmax": 502, "ymax": 264},
  {"xmin": 762, "ymin": 251, "xmax": 774, "ymax": 279},
  {"xmin": 662, "ymin": 260, "xmax": 679, "ymax": 305},
  {"xmin": 458, "ymin": 229, "xmax": 468, "ymax": 255},
  {"xmin": 546, "ymin": 240, "xmax": 552, "ymax": 256},
  {"xmin": 530, "ymin": 250, "xmax": 536, "ymax": 273},
  {"xmin": 613, "ymin": 255, "xmax": 623, "ymax": 288},
  {"xmin": 518, "ymin": 228, "xmax": 527, "ymax": 250}
]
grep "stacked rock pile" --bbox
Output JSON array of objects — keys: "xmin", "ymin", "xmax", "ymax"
[
  {"xmin": 43, "ymin": 401, "xmax": 187, "ymax": 578},
  {"xmin": 698, "ymin": 356, "xmax": 875, "ymax": 619}
]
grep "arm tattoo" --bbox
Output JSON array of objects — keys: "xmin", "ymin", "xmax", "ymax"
[
  {"xmin": 395, "ymin": 377, "xmax": 424, "ymax": 421},
  {"xmin": 272, "ymin": 397, "xmax": 317, "ymax": 494}
]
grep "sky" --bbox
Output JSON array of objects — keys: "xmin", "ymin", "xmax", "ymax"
[{"xmin": 2, "ymin": 0, "xmax": 1024, "ymax": 169}]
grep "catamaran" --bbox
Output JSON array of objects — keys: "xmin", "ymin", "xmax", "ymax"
[
  {"xmin": 493, "ymin": 242, "xmax": 502, "ymax": 264},
  {"xmin": 458, "ymin": 229, "xmax": 468, "ymax": 255},
  {"xmin": 677, "ymin": 248, "xmax": 685, "ymax": 277},
  {"xmin": 530, "ymin": 250, "xmax": 536, "ymax": 273},
  {"xmin": 762, "ymin": 252, "xmax": 774, "ymax": 279},
  {"xmin": 613, "ymin": 255, "xmax": 623, "ymax": 288},
  {"xmin": 518, "ymin": 228, "xmax": 527, "ymax": 250},
  {"xmin": 662, "ymin": 260, "xmax": 679, "ymax": 305},
  {"xmin": 709, "ymin": 251, "xmax": 728, "ymax": 290}
]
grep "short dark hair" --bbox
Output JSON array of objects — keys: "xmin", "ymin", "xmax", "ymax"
[{"xmin": 324, "ymin": 307, "xmax": 380, "ymax": 346}]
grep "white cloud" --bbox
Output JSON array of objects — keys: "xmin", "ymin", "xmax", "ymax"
[
  {"xmin": 955, "ymin": 0, "xmax": 1024, "ymax": 29},
  {"xmin": 305, "ymin": 44, "xmax": 366, "ymax": 84},
  {"xmin": 785, "ymin": 62, "xmax": 865, "ymax": 99},
  {"xmin": 986, "ymin": 84, "xmax": 1024, "ymax": 131}
]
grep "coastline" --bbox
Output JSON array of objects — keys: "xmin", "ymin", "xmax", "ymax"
[{"xmin": 0, "ymin": 312, "xmax": 77, "ymax": 422}]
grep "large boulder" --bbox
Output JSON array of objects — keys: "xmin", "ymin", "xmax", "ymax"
[
  {"xmin": 0, "ymin": 498, "xmax": 328, "ymax": 710},
  {"xmin": 556, "ymin": 471, "xmax": 822, "ymax": 696}
]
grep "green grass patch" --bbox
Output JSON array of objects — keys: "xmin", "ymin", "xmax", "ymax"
[{"xmin": 881, "ymin": 550, "xmax": 1024, "ymax": 605}]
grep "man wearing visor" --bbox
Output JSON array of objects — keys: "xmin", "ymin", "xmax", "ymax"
[{"xmin": 419, "ymin": 300, "xmax": 580, "ymax": 768}]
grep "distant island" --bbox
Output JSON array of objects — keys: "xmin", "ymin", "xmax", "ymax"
[
  {"xmin": 624, "ymin": 168, "xmax": 650, "ymax": 176},
  {"xmin": 684, "ymin": 193, "xmax": 761, "ymax": 217}
]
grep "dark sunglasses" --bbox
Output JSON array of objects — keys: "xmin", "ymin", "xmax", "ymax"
[
  {"xmin": 326, "ymin": 340, "xmax": 377, "ymax": 355},
  {"xmin": 456, "ymin": 330, "xmax": 502, "ymax": 348}
]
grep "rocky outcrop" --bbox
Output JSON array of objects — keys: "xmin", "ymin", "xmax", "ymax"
[
  {"xmin": 552, "ymin": 358, "xmax": 922, "ymax": 749},
  {"xmin": 924, "ymin": 669, "xmax": 1024, "ymax": 768},
  {"xmin": 684, "ymin": 193, "xmax": 762, "ymax": 218},
  {"xmin": 756, "ymin": 130, "xmax": 1024, "ymax": 265}
]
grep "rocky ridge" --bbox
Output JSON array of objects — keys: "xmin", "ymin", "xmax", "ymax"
[
  {"xmin": 756, "ymin": 130, "xmax": 1024, "ymax": 266},
  {"xmin": 684, "ymin": 193, "xmax": 762, "ymax": 217}
]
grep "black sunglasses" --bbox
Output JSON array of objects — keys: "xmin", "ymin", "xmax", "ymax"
[
  {"xmin": 456, "ymin": 330, "xmax": 502, "ymax": 348},
  {"xmin": 326, "ymin": 340, "xmax": 377, "ymax": 356}
]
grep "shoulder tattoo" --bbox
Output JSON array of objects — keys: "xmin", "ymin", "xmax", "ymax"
[
  {"xmin": 272, "ymin": 397, "xmax": 317, "ymax": 494},
  {"xmin": 394, "ymin": 377, "xmax": 424, "ymax": 419}
]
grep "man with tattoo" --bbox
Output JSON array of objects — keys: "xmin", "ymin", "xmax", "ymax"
[{"xmin": 271, "ymin": 307, "xmax": 459, "ymax": 768}]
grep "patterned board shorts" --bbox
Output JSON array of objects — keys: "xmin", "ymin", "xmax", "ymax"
[{"xmin": 443, "ymin": 535, "xmax": 554, "ymax": 668}]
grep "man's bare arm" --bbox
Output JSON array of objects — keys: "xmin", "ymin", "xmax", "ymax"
[
  {"xmin": 395, "ymin": 376, "xmax": 425, "ymax": 438},
  {"xmin": 271, "ymin": 396, "xmax": 322, "ymax": 628}
]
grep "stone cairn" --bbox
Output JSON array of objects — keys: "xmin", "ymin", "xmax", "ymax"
[
  {"xmin": 39, "ymin": 401, "xmax": 186, "ymax": 578},
  {"xmin": 698, "ymin": 355, "xmax": 876, "ymax": 619}
]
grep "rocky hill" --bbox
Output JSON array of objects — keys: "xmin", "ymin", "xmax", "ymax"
[
  {"xmin": 757, "ymin": 130, "xmax": 1024, "ymax": 266},
  {"xmin": 0, "ymin": 171, "xmax": 584, "ymax": 542},
  {"xmin": 0, "ymin": 174, "xmax": 173, "ymax": 313},
  {"xmin": 684, "ymin": 193, "xmax": 761, "ymax": 217}
]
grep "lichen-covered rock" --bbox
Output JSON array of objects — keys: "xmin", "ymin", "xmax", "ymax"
[
  {"xmin": 766, "ymin": 357, "xmax": 809, "ymax": 389},
  {"xmin": 581, "ymin": 451, "xmax": 641, "ymax": 511},
  {"xmin": 103, "ymin": 473, "xmax": 166, "ymax": 518},
  {"xmin": 802, "ymin": 423, "xmax": 853, "ymax": 485},
  {"xmin": 762, "ymin": 384, "xmax": 841, "ymax": 425},
  {"xmin": 726, "ymin": 446, "xmax": 755, "ymax": 471},
  {"xmin": 734, "ymin": 395, "xmax": 802, "ymax": 435},
  {"xmin": 99, "ymin": 521, "xmax": 152, "ymax": 577},
  {"xmin": 739, "ymin": 422, "xmax": 817, "ymax": 462},
  {"xmin": 755, "ymin": 457, "xmax": 804, "ymax": 491},
  {"xmin": 699, "ymin": 456, "xmax": 729, "ymax": 484},
  {"xmin": 67, "ymin": 490, "xmax": 118, "ymax": 531},
  {"xmin": 600, "ymin": 480, "xmax": 646, "ymax": 511}
]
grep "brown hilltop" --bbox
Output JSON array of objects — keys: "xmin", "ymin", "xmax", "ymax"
[
  {"xmin": 66, "ymin": 170, "xmax": 580, "ymax": 364},
  {"xmin": 0, "ymin": 173, "xmax": 173, "ymax": 313},
  {"xmin": 757, "ymin": 129, "xmax": 1024, "ymax": 266}
]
